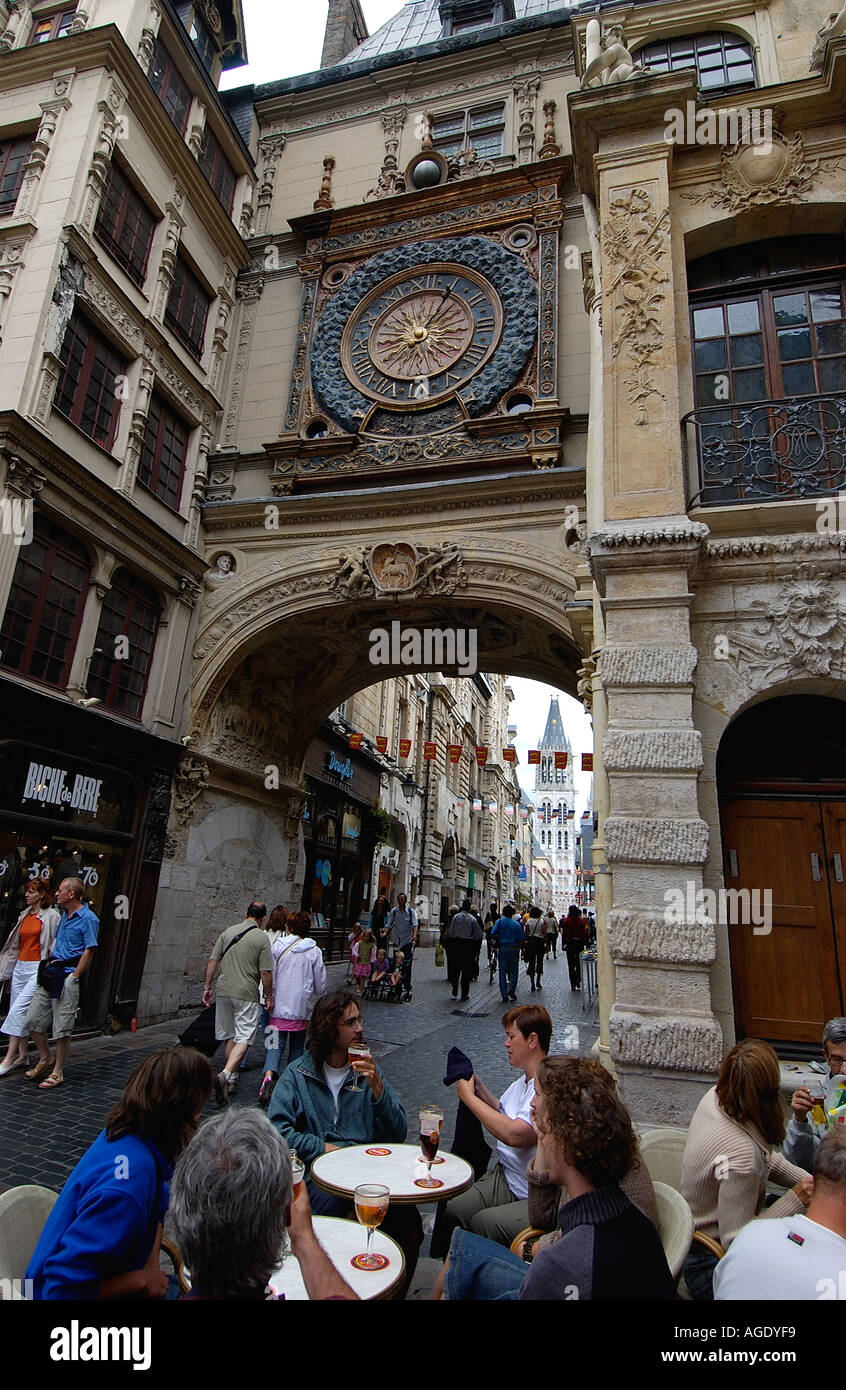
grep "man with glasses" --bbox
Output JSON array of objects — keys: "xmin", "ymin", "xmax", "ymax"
[
  {"xmin": 268, "ymin": 989, "xmax": 421, "ymax": 1291},
  {"xmin": 23, "ymin": 877, "xmax": 99, "ymax": 1090},
  {"xmin": 784, "ymin": 1017, "xmax": 846, "ymax": 1171}
]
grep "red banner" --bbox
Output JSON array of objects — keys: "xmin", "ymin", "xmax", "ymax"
[
  {"xmin": 348, "ymin": 733, "xmax": 363, "ymax": 749},
  {"xmin": 554, "ymin": 751, "xmax": 568, "ymax": 770},
  {"xmin": 448, "ymin": 744, "xmax": 462, "ymax": 763},
  {"xmin": 502, "ymin": 747, "xmax": 517, "ymax": 763},
  {"xmin": 398, "ymin": 739, "xmax": 411, "ymax": 759},
  {"xmin": 424, "ymin": 741, "xmax": 437, "ymax": 761},
  {"xmin": 475, "ymin": 746, "xmax": 488, "ymax": 766},
  {"xmin": 528, "ymin": 750, "xmax": 540, "ymax": 765},
  {"xmin": 375, "ymin": 736, "xmax": 388, "ymax": 754},
  {"xmin": 582, "ymin": 753, "xmax": 594, "ymax": 771}
]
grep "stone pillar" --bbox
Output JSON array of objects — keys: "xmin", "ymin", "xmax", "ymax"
[
  {"xmin": 65, "ymin": 553, "xmax": 118, "ymax": 701},
  {"xmin": 208, "ymin": 270, "xmax": 234, "ymax": 395},
  {"xmin": 0, "ymin": 453, "xmax": 44, "ymax": 620},
  {"xmin": 79, "ymin": 84, "xmax": 127, "ymax": 234},
  {"xmin": 16, "ymin": 73, "xmax": 73, "ymax": 220},
  {"xmin": 152, "ymin": 189, "xmax": 185, "ymax": 324},
  {"xmin": 117, "ymin": 343, "xmax": 156, "ymax": 496},
  {"xmin": 136, "ymin": 1, "xmax": 162, "ymax": 74},
  {"xmin": 219, "ymin": 276, "xmax": 264, "ymax": 451},
  {"xmin": 186, "ymin": 419, "xmax": 213, "ymax": 551},
  {"xmin": 0, "ymin": 0, "xmax": 32, "ymax": 53},
  {"xmin": 150, "ymin": 580, "xmax": 200, "ymax": 732},
  {"xmin": 514, "ymin": 75, "xmax": 540, "ymax": 164},
  {"xmin": 187, "ymin": 99, "xmax": 207, "ymax": 160}
]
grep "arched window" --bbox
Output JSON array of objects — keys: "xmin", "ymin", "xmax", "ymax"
[
  {"xmin": 686, "ymin": 236, "xmax": 846, "ymax": 504},
  {"xmin": 638, "ymin": 32, "xmax": 755, "ymax": 91},
  {"xmin": 86, "ymin": 570, "xmax": 160, "ymax": 718},
  {"xmin": 0, "ymin": 517, "xmax": 89, "ymax": 686}
]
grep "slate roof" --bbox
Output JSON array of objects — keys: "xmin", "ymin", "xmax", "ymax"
[{"xmin": 345, "ymin": 0, "xmax": 577, "ymax": 62}]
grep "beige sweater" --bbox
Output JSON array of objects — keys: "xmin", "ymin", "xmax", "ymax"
[{"xmin": 681, "ymin": 1087, "xmax": 806, "ymax": 1248}]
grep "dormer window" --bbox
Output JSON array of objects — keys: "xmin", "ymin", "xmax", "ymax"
[
  {"xmin": 438, "ymin": 0, "xmax": 515, "ymax": 38},
  {"xmin": 638, "ymin": 32, "xmax": 756, "ymax": 91}
]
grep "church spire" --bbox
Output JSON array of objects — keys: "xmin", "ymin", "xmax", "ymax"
[{"xmin": 321, "ymin": 0, "xmax": 369, "ymax": 68}]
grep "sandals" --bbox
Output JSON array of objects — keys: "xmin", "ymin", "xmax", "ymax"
[
  {"xmin": 25, "ymin": 1060, "xmax": 53, "ymax": 1080},
  {"xmin": 38, "ymin": 1073, "xmax": 64, "ymax": 1090}
]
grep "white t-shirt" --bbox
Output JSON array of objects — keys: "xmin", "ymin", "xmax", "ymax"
[
  {"xmin": 714, "ymin": 1213, "xmax": 846, "ymax": 1300},
  {"xmin": 323, "ymin": 1062, "xmax": 350, "ymax": 1123},
  {"xmin": 496, "ymin": 1074, "xmax": 536, "ymax": 1199}
]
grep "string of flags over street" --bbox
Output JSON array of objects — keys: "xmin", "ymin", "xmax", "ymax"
[{"xmin": 345, "ymin": 730, "xmax": 594, "ymax": 816}]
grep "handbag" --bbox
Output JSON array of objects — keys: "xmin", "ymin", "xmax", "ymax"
[{"xmin": 434, "ymin": 943, "xmax": 445, "ymax": 968}]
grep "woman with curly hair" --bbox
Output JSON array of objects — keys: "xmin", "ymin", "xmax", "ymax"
[
  {"xmin": 434, "ymin": 1055, "xmax": 675, "ymax": 1300},
  {"xmin": 27, "ymin": 1046, "xmax": 212, "ymax": 1299},
  {"xmin": 681, "ymin": 1038, "xmax": 812, "ymax": 1299}
]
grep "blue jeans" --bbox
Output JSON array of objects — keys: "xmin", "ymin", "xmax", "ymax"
[
  {"xmin": 682, "ymin": 1246, "xmax": 717, "ymax": 1300},
  {"xmin": 445, "ymin": 1229, "xmax": 526, "ymax": 1301},
  {"xmin": 263, "ymin": 1025, "xmax": 306, "ymax": 1074},
  {"xmin": 498, "ymin": 946, "xmax": 519, "ymax": 999}
]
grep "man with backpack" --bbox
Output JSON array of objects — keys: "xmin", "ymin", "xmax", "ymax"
[{"xmin": 203, "ymin": 901, "xmax": 273, "ymax": 1105}]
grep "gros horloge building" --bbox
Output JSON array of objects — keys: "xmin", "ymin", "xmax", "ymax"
[{"xmin": 2, "ymin": 0, "xmax": 846, "ymax": 1118}]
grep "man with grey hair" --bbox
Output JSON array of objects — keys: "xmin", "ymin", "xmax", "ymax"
[
  {"xmin": 715, "ymin": 1130, "xmax": 846, "ymax": 1299},
  {"xmin": 170, "ymin": 1109, "xmax": 357, "ymax": 1300},
  {"xmin": 785, "ymin": 1016, "xmax": 846, "ymax": 1170}
]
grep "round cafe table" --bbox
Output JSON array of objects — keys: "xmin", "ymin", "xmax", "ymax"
[
  {"xmin": 310, "ymin": 1143, "xmax": 474, "ymax": 1205},
  {"xmin": 268, "ymin": 1216, "xmax": 403, "ymax": 1300}
]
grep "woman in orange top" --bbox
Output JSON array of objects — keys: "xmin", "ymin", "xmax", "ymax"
[{"xmin": 0, "ymin": 878, "xmax": 60, "ymax": 1075}]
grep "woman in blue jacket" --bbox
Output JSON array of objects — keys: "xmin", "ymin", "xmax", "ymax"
[{"xmin": 28, "ymin": 1047, "xmax": 212, "ymax": 1299}]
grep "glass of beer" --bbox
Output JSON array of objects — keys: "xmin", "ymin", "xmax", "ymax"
[
  {"xmin": 348, "ymin": 1043, "xmax": 371, "ymax": 1091},
  {"xmin": 353, "ymin": 1182, "xmax": 390, "ymax": 1270},
  {"xmin": 291, "ymin": 1151, "xmax": 305, "ymax": 1196},
  {"xmin": 418, "ymin": 1105, "xmax": 444, "ymax": 1188},
  {"xmin": 809, "ymin": 1082, "xmax": 827, "ymax": 1127}
]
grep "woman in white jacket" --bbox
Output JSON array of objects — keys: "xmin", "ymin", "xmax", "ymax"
[
  {"xmin": 0, "ymin": 878, "xmax": 60, "ymax": 1074},
  {"xmin": 258, "ymin": 909, "xmax": 327, "ymax": 1106}
]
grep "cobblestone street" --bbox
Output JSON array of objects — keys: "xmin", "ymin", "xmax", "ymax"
[{"xmin": 0, "ymin": 944, "xmax": 598, "ymax": 1298}]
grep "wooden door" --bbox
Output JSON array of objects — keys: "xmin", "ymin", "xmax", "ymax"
[
  {"xmin": 721, "ymin": 799, "xmax": 843, "ymax": 1043},
  {"xmin": 821, "ymin": 802, "xmax": 846, "ymax": 1009}
]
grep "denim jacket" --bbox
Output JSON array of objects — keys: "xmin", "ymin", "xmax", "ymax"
[{"xmin": 267, "ymin": 1049, "xmax": 408, "ymax": 1167}]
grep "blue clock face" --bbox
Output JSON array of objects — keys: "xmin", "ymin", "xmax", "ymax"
[{"xmin": 341, "ymin": 263, "xmax": 502, "ymax": 407}]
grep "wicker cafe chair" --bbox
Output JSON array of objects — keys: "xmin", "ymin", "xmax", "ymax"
[
  {"xmin": 652, "ymin": 1181, "xmax": 695, "ymax": 1283},
  {"xmin": 509, "ymin": 1226, "xmax": 545, "ymax": 1262},
  {"xmin": 0, "ymin": 1183, "xmax": 59, "ymax": 1298},
  {"xmin": 638, "ymin": 1127, "xmax": 689, "ymax": 1192}
]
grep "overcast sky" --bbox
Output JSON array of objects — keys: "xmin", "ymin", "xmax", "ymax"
[
  {"xmin": 222, "ymin": 0, "xmax": 406, "ymax": 87},
  {"xmin": 222, "ymin": 4, "xmax": 594, "ymax": 812}
]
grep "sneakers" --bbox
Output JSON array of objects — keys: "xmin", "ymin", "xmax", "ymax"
[
  {"xmin": 508, "ymin": 992, "xmax": 517, "ymax": 1001},
  {"xmin": 214, "ymin": 1071, "xmax": 232, "ymax": 1107}
]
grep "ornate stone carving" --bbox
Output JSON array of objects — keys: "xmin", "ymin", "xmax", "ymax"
[
  {"xmin": 537, "ymin": 100, "xmax": 561, "ymax": 160},
  {"xmin": 3, "ymin": 454, "xmax": 46, "ymax": 499},
  {"xmin": 366, "ymin": 107, "xmax": 407, "ymax": 201},
  {"xmin": 538, "ymin": 228, "xmax": 557, "ymax": 398},
  {"xmin": 0, "ymin": 237, "xmax": 30, "ymax": 339},
  {"xmin": 514, "ymin": 76, "xmax": 540, "ymax": 164},
  {"xmin": 220, "ymin": 281, "xmax": 264, "ymax": 448},
  {"xmin": 811, "ymin": 4, "xmax": 846, "ymax": 71},
  {"xmin": 177, "ymin": 576, "xmax": 202, "ymax": 607},
  {"xmin": 601, "ymin": 644, "xmax": 698, "ymax": 688},
  {"xmin": 204, "ymin": 553, "xmax": 236, "ymax": 588},
  {"xmin": 330, "ymin": 542, "xmax": 467, "ymax": 602},
  {"xmin": 576, "ymin": 655, "xmax": 595, "ymax": 711},
  {"xmin": 681, "ymin": 124, "xmax": 822, "ymax": 213},
  {"xmin": 706, "ymin": 533, "xmax": 846, "ymax": 559},
  {"xmin": 204, "ymin": 469, "xmax": 235, "ymax": 502},
  {"xmin": 284, "ymin": 277, "xmax": 316, "ymax": 431},
  {"xmin": 581, "ymin": 19, "xmax": 644, "ymax": 88},
  {"xmin": 590, "ymin": 518, "xmax": 709, "ymax": 550},
  {"xmin": 610, "ymin": 1011, "xmax": 723, "ymax": 1073},
  {"xmin": 322, "ymin": 191, "xmax": 539, "ymax": 255},
  {"xmin": 603, "ymin": 187, "xmax": 670, "ymax": 425},
  {"xmin": 17, "ymin": 85, "xmax": 72, "ymax": 218},
  {"xmin": 141, "ymin": 772, "xmax": 172, "ymax": 863},
  {"xmin": 255, "ymin": 133, "xmax": 286, "ymax": 236},
  {"xmin": 313, "ymin": 156, "xmax": 335, "ymax": 212},
  {"xmin": 151, "ymin": 352, "xmax": 203, "ymax": 421},
  {"xmin": 604, "ymin": 729, "xmax": 703, "ymax": 772},
  {"xmin": 730, "ymin": 573, "xmax": 846, "ymax": 686},
  {"xmin": 607, "ymin": 909, "xmax": 715, "ymax": 965},
  {"xmin": 445, "ymin": 148, "xmax": 496, "ymax": 182},
  {"xmin": 83, "ymin": 268, "xmax": 144, "ymax": 353},
  {"xmin": 173, "ymin": 756, "xmax": 209, "ymax": 825}
]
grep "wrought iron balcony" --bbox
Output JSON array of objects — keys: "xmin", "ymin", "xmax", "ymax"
[{"xmin": 684, "ymin": 392, "xmax": 846, "ymax": 507}]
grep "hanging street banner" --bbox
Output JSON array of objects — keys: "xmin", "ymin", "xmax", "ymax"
[
  {"xmin": 502, "ymin": 747, "xmax": 517, "ymax": 763},
  {"xmin": 528, "ymin": 750, "xmax": 540, "ymax": 765},
  {"xmin": 398, "ymin": 739, "xmax": 411, "ymax": 759},
  {"xmin": 475, "ymin": 746, "xmax": 488, "ymax": 766},
  {"xmin": 375, "ymin": 736, "xmax": 388, "ymax": 754},
  {"xmin": 349, "ymin": 732, "xmax": 364, "ymax": 749},
  {"xmin": 582, "ymin": 753, "xmax": 594, "ymax": 771},
  {"xmin": 424, "ymin": 742, "xmax": 437, "ymax": 760},
  {"xmin": 555, "ymin": 751, "xmax": 568, "ymax": 769},
  {"xmin": 448, "ymin": 744, "xmax": 462, "ymax": 763}
]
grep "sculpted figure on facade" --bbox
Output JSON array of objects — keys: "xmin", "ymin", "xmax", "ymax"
[
  {"xmin": 581, "ymin": 19, "xmax": 643, "ymax": 89},
  {"xmin": 811, "ymin": 4, "xmax": 846, "ymax": 71},
  {"xmin": 730, "ymin": 574, "xmax": 846, "ymax": 688},
  {"xmin": 174, "ymin": 756, "xmax": 210, "ymax": 825},
  {"xmin": 203, "ymin": 552, "xmax": 236, "ymax": 588},
  {"xmin": 330, "ymin": 542, "xmax": 467, "ymax": 601}
]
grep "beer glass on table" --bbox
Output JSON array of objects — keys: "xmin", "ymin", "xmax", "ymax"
[
  {"xmin": 418, "ymin": 1105, "xmax": 444, "ymax": 1188},
  {"xmin": 348, "ymin": 1043, "xmax": 371, "ymax": 1091},
  {"xmin": 353, "ymin": 1183, "xmax": 390, "ymax": 1270},
  {"xmin": 291, "ymin": 1151, "xmax": 305, "ymax": 1196}
]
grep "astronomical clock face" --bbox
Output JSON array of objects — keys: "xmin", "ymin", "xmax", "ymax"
[
  {"xmin": 342, "ymin": 264, "xmax": 502, "ymax": 407},
  {"xmin": 309, "ymin": 235, "xmax": 538, "ymax": 435}
]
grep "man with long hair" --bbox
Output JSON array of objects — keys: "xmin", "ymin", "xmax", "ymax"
[
  {"xmin": 268, "ymin": 988, "xmax": 420, "ymax": 1289},
  {"xmin": 28, "ymin": 1047, "xmax": 212, "ymax": 1299}
]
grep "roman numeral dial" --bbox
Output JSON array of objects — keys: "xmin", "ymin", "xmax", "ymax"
[{"xmin": 341, "ymin": 262, "xmax": 503, "ymax": 407}]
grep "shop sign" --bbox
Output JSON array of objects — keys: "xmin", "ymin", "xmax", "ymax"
[
  {"xmin": 326, "ymin": 751, "xmax": 354, "ymax": 783},
  {"xmin": 22, "ymin": 761, "xmax": 102, "ymax": 815}
]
